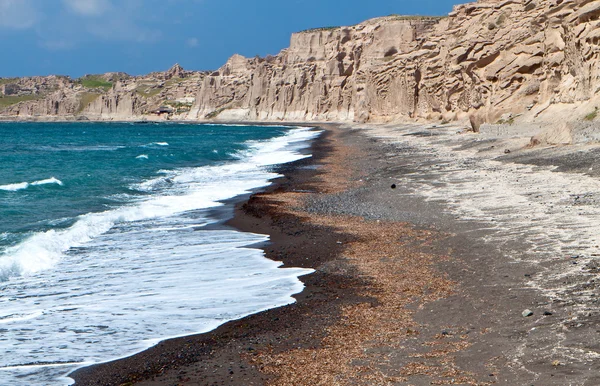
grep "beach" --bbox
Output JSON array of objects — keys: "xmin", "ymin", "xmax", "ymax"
[{"xmin": 71, "ymin": 123, "xmax": 600, "ymax": 385}]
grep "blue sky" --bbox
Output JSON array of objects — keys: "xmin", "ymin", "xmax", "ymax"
[{"xmin": 0, "ymin": 0, "xmax": 462, "ymax": 78}]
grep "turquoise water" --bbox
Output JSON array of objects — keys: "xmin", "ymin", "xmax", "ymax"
[
  {"xmin": 0, "ymin": 122, "xmax": 286, "ymax": 246},
  {"xmin": 0, "ymin": 122, "xmax": 318, "ymax": 385}
]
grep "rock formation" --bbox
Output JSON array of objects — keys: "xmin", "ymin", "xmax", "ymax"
[
  {"xmin": 0, "ymin": 67, "xmax": 203, "ymax": 121},
  {"xmin": 2, "ymin": 0, "xmax": 600, "ymax": 132},
  {"xmin": 190, "ymin": 0, "xmax": 600, "ymax": 128}
]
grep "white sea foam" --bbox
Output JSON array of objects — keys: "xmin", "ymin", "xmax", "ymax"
[
  {"xmin": 0, "ymin": 127, "xmax": 320, "ymax": 386},
  {"xmin": 0, "ymin": 128, "xmax": 319, "ymax": 280},
  {"xmin": 0, "ymin": 311, "xmax": 43, "ymax": 324},
  {"xmin": 0, "ymin": 177, "xmax": 63, "ymax": 191},
  {"xmin": 142, "ymin": 142, "xmax": 169, "ymax": 147},
  {"xmin": 31, "ymin": 177, "xmax": 64, "ymax": 187},
  {"xmin": 0, "ymin": 182, "xmax": 29, "ymax": 191},
  {"xmin": 136, "ymin": 154, "xmax": 149, "ymax": 159}
]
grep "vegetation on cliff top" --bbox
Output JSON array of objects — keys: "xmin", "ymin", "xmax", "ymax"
[
  {"xmin": 0, "ymin": 78, "xmax": 19, "ymax": 85},
  {"xmin": 299, "ymin": 14, "xmax": 445, "ymax": 34},
  {"xmin": 77, "ymin": 75, "xmax": 113, "ymax": 91},
  {"xmin": 0, "ymin": 94, "xmax": 43, "ymax": 109},
  {"xmin": 299, "ymin": 26, "xmax": 340, "ymax": 33},
  {"xmin": 387, "ymin": 15, "xmax": 447, "ymax": 21},
  {"xmin": 165, "ymin": 77, "xmax": 185, "ymax": 87}
]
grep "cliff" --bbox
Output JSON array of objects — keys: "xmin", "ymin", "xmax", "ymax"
[
  {"xmin": 191, "ymin": 0, "xmax": 600, "ymax": 129},
  {"xmin": 0, "ymin": 65, "xmax": 204, "ymax": 121},
  {"xmin": 189, "ymin": 17, "xmax": 441, "ymax": 122},
  {"xmin": 3, "ymin": 0, "xmax": 600, "ymax": 133}
]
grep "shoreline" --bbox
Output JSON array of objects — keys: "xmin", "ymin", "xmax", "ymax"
[
  {"xmin": 69, "ymin": 124, "xmax": 355, "ymax": 385},
  {"xmin": 69, "ymin": 123, "xmax": 485, "ymax": 386},
  {"xmin": 70, "ymin": 121, "xmax": 600, "ymax": 385}
]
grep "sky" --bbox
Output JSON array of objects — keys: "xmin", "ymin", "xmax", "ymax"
[{"xmin": 0, "ymin": 0, "xmax": 463, "ymax": 78}]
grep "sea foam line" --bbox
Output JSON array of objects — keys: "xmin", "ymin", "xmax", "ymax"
[
  {"xmin": 0, "ymin": 128, "xmax": 320, "ymax": 281},
  {"xmin": 0, "ymin": 177, "xmax": 63, "ymax": 192}
]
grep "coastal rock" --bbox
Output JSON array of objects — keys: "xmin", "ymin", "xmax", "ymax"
[
  {"xmin": 3, "ymin": 0, "xmax": 600, "ymax": 129},
  {"xmin": 0, "ymin": 66, "xmax": 203, "ymax": 120},
  {"xmin": 186, "ymin": 0, "xmax": 600, "ymax": 128}
]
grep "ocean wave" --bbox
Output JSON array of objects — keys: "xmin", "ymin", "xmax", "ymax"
[
  {"xmin": 0, "ymin": 311, "xmax": 43, "ymax": 324},
  {"xmin": 0, "ymin": 128, "xmax": 321, "ymax": 281},
  {"xmin": 30, "ymin": 177, "xmax": 64, "ymax": 187},
  {"xmin": 141, "ymin": 142, "xmax": 169, "ymax": 148},
  {"xmin": 0, "ymin": 182, "xmax": 29, "ymax": 192},
  {"xmin": 0, "ymin": 177, "xmax": 63, "ymax": 192},
  {"xmin": 136, "ymin": 154, "xmax": 149, "ymax": 160}
]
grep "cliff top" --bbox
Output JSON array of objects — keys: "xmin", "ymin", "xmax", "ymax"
[{"xmin": 297, "ymin": 14, "xmax": 447, "ymax": 34}]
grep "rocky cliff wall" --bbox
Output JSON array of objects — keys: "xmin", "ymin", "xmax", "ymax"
[
  {"xmin": 0, "ymin": 65, "xmax": 202, "ymax": 121},
  {"xmin": 187, "ymin": 0, "xmax": 600, "ymax": 129},
  {"xmin": 189, "ymin": 17, "xmax": 439, "ymax": 122},
  {"xmin": 3, "ymin": 0, "xmax": 600, "ymax": 131}
]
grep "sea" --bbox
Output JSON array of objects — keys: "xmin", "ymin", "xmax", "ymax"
[{"xmin": 0, "ymin": 122, "xmax": 319, "ymax": 385}]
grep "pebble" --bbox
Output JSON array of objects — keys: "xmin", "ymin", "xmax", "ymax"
[{"xmin": 522, "ymin": 309, "xmax": 534, "ymax": 317}]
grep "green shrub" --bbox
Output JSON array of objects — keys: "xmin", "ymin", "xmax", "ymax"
[
  {"xmin": 136, "ymin": 85, "xmax": 162, "ymax": 98},
  {"xmin": 164, "ymin": 100, "xmax": 193, "ymax": 113},
  {"xmin": 299, "ymin": 26, "xmax": 340, "ymax": 33},
  {"xmin": 165, "ymin": 77, "xmax": 184, "ymax": 87},
  {"xmin": 0, "ymin": 78, "xmax": 18, "ymax": 85},
  {"xmin": 496, "ymin": 116, "xmax": 515, "ymax": 125},
  {"xmin": 387, "ymin": 15, "xmax": 447, "ymax": 21},
  {"xmin": 0, "ymin": 94, "xmax": 42, "ymax": 108},
  {"xmin": 77, "ymin": 75, "xmax": 113, "ymax": 91},
  {"xmin": 584, "ymin": 108, "xmax": 598, "ymax": 121}
]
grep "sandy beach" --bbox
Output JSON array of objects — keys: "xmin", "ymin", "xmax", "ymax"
[{"xmin": 70, "ymin": 123, "xmax": 600, "ymax": 385}]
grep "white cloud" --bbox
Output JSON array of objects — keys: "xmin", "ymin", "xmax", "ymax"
[
  {"xmin": 62, "ymin": 0, "xmax": 112, "ymax": 16},
  {"xmin": 186, "ymin": 37, "xmax": 199, "ymax": 47},
  {"xmin": 0, "ymin": 0, "xmax": 39, "ymax": 29}
]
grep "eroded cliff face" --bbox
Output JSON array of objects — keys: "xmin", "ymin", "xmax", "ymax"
[
  {"xmin": 189, "ymin": 17, "xmax": 440, "ymax": 122},
  {"xmin": 0, "ymin": 65, "xmax": 204, "ymax": 121},
  {"xmin": 191, "ymin": 0, "xmax": 600, "ymax": 127},
  {"xmin": 3, "ymin": 0, "xmax": 600, "ymax": 129}
]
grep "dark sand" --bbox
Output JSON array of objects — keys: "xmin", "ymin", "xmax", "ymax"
[{"xmin": 71, "ymin": 124, "xmax": 600, "ymax": 385}]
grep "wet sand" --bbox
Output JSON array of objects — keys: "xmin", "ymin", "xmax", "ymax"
[{"xmin": 71, "ymin": 123, "xmax": 600, "ymax": 385}]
